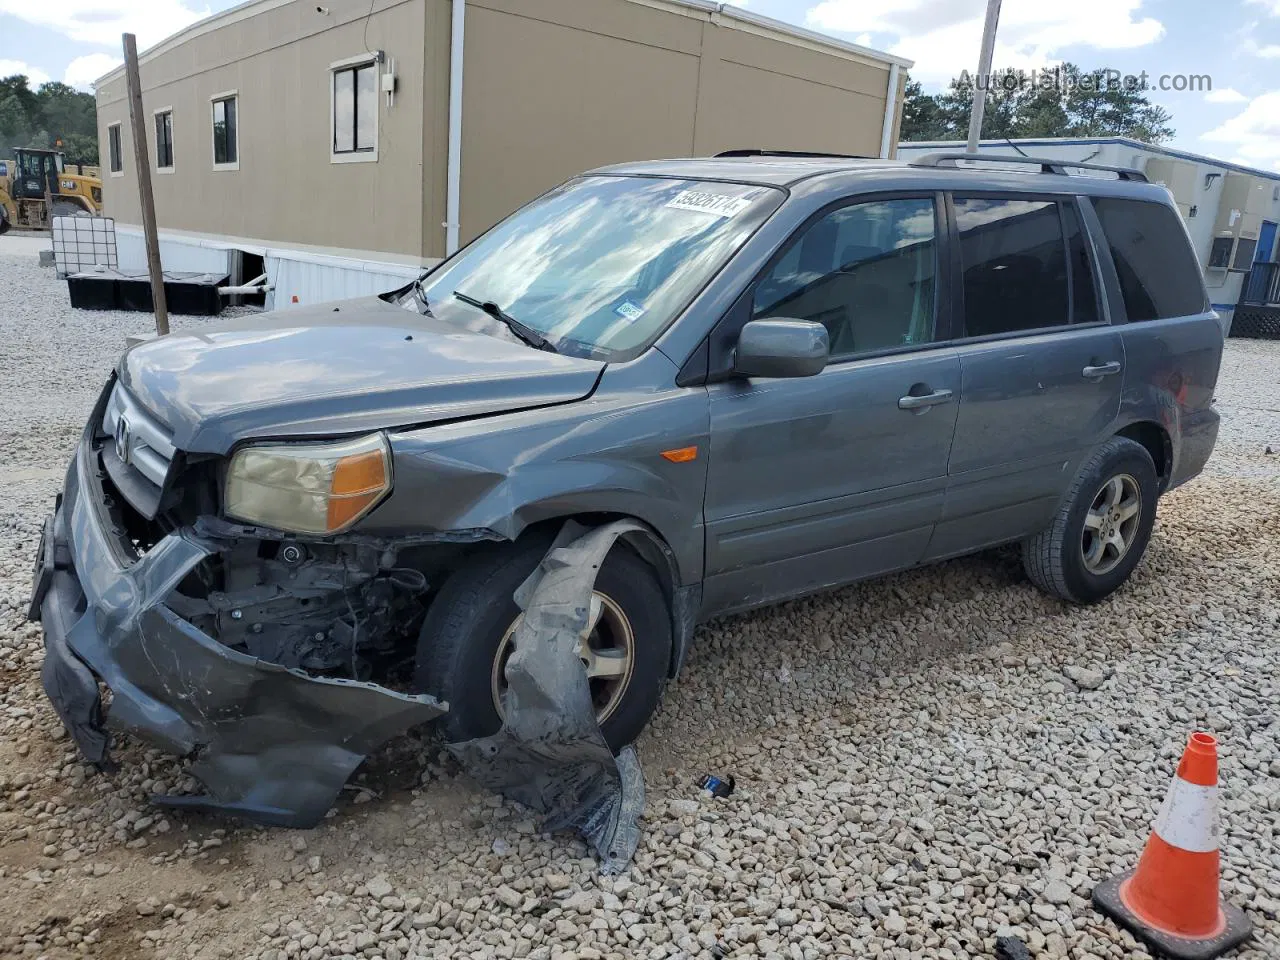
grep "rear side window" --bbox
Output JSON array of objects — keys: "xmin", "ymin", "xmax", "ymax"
[
  {"xmin": 1092, "ymin": 198, "xmax": 1207, "ymax": 321},
  {"xmin": 955, "ymin": 197, "xmax": 1072, "ymax": 336}
]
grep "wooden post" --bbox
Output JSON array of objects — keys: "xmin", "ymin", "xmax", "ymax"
[{"xmin": 122, "ymin": 32, "xmax": 169, "ymax": 336}]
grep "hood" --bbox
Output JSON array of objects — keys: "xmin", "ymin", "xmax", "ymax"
[{"xmin": 119, "ymin": 297, "xmax": 605, "ymax": 454}]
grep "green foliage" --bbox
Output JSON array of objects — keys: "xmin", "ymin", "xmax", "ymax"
[
  {"xmin": 900, "ymin": 63, "xmax": 1175, "ymax": 145},
  {"xmin": 0, "ymin": 74, "xmax": 99, "ymax": 165}
]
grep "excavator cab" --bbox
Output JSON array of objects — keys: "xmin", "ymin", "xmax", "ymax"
[{"xmin": 12, "ymin": 149, "xmax": 63, "ymax": 201}]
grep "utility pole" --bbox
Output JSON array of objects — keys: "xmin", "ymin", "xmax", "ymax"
[
  {"xmin": 122, "ymin": 32, "xmax": 169, "ymax": 336},
  {"xmin": 966, "ymin": 0, "xmax": 1002, "ymax": 154}
]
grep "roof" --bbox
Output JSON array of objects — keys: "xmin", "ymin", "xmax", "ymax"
[
  {"xmin": 898, "ymin": 137, "xmax": 1280, "ymax": 184},
  {"xmin": 95, "ymin": 0, "xmax": 911, "ymax": 87},
  {"xmin": 593, "ymin": 156, "xmax": 906, "ymax": 187},
  {"xmin": 590, "ymin": 156, "xmax": 1173, "ymax": 203}
]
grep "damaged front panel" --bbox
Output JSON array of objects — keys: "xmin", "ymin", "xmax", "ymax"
[
  {"xmin": 35, "ymin": 438, "xmax": 447, "ymax": 827},
  {"xmin": 449, "ymin": 520, "xmax": 648, "ymax": 873}
]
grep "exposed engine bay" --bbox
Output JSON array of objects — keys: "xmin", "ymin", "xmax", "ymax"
[{"xmin": 170, "ymin": 536, "xmax": 438, "ymax": 680}]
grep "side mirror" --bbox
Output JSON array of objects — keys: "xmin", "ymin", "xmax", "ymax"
[{"xmin": 733, "ymin": 319, "xmax": 829, "ymax": 379}]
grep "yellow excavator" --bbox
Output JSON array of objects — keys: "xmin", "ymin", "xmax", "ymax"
[{"xmin": 0, "ymin": 148, "xmax": 102, "ymax": 234}]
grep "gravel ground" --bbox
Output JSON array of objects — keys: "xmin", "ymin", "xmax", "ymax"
[{"xmin": 1, "ymin": 236, "xmax": 1278, "ymax": 960}]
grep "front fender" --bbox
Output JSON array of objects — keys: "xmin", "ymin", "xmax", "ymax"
[{"xmin": 367, "ymin": 383, "xmax": 711, "ymax": 588}]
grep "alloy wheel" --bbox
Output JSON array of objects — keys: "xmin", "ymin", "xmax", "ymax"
[
  {"xmin": 1081, "ymin": 473, "xmax": 1142, "ymax": 576},
  {"xmin": 491, "ymin": 591, "xmax": 636, "ymax": 724}
]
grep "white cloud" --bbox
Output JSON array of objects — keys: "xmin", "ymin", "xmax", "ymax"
[
  {"xmin": 0, "ymin": 59, "xmax": 50, "ymax": 85},
  {"xmin": 0, "ymin": 1, "xmax": 212, "ymax": 50},
  {"xmin": 1245, "ymin": 0, "xmax": 1280, "ymax": 15},
  {"xmin": 1246, "ymin": 40, "xmax": 1280, "ymax": 58},
  {"xmin": 64, "ymin": 54, "xmax": 124, "ymax": 90},
  {"xmin": 1201, "ymin": 91, "xmax": 1280, "ymax": 172},
  {"xmin": 806, "ymin": 0, "xmax": 1164, "ymax": 86},
  {"xmin": 1205, "ymin": 87, "xmax": 1248, "ymax": 104}
]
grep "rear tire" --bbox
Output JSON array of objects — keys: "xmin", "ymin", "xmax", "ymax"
[
  {"xmin": 1023, "ymin": 437, "xmax": 1158, "ymax": 604},
  {"xmin": 413, "ymin": 535, "xmax": 671, "ymax": 752}
]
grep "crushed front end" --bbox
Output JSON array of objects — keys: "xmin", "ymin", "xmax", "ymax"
[{"xmin": 30, "ymin": 381, "xmax": 447, "ymax": 827}]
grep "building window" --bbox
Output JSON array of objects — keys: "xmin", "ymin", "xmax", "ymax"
[
  {"xmin": 154, "ymin": 109, "xmax": 174, "ymax": 171},
  {"xmin": 212, "ymin": 93, "xmax": 238, "ymax": 169},
  {"xmin": 108, "ymin": 123, "xmax": 123, "ymax": 175},
  {"xmin": 331, "ymin": 58, "xmax": 377, "ymax": 162},
  {"xmin": 1232, "ymin": 237, "xmax": 1258, "ymax": 271},
  {"xmin": 1208, "ymin": 237, "xmax": 1233, "ymax": 270}
]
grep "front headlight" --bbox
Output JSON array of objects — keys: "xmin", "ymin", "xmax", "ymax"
[{"xmin": 224, "ymin": 434, "xmax": 392, "ymax": 535}]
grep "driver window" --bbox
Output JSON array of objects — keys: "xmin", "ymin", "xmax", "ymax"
[{"xmin": 753, "ymin": 198, "xmax": 938, "ymax": 359}]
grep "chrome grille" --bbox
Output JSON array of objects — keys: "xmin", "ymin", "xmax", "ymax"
[{"xmin": 102, "ymin": 382, "xmax": 176, "ymax": 489}]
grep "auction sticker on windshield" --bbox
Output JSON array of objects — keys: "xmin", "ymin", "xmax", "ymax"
[{"xmin": 665, "ymin": 190, "xmax": 753, "ymax": 218}]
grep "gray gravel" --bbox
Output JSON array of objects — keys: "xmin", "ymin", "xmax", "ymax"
[{"xmin": 1, "ymin": 236, "xmax": 1278, "ymax": 960}]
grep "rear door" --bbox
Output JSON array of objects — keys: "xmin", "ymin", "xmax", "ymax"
[
  {"xmin": 702, "ymin": 194, "xmax": 962, "ymax": 614},
  {"xmin": 1087, "ymin": 196, "xmax": 1223, "ymax": 486},
  {"xmin": 926, "ymin": 194, "xmax": 1124, "ymax": 560}
]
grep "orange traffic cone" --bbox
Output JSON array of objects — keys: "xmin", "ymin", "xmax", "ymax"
[{"xmin": 1094, "ymin": 732, "xmax": 1252, "ymax": 959}]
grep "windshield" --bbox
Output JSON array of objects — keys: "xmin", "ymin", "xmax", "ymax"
[{"xmin": 405, "ymin": 175, "xmax": 782, "ymax": 360}]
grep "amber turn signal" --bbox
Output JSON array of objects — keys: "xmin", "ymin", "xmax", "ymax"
[
  {"xmin": 661, "ymin": 446, "xmax": 698, "ymax": 463},
  {"xmin": 327, "ymin": 447, "xmax": 391, "ymax": 531}
]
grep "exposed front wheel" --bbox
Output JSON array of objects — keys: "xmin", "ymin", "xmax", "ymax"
[
  {"xmin": 413, "ymin": 535, "xmax": 671, "ymax": 752},
  {"xmin": 1023, "ymin": 437, "xmax": 1159, "ymax": 604}
]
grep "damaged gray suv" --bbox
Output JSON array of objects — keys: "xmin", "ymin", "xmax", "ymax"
[{"xmin": 32, "ymin": 153, "xmax": 1222, "ymax": 827}]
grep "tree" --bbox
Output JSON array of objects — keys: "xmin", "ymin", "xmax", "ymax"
[
  {"xmin": 0, "ymin": 74, "xmax": 99, "ymax": 162},
  {"xmin": 900, "ymin": 76, "xmax": 957, "ymax": 142},
  {"xmin": 898, "ymin": 63, "xmax": 1175, "ymax": 145}
]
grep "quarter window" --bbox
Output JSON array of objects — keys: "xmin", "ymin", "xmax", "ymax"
[
  {"xmin": 332, "ymin": 61, "xmax": 377, "ymax": 158},
  {"xmin": 1092, "ymin": 198, "xmax": 1207, "ymax": 321},
  {"xmin": 212, "ymin": 95, "xmax": 238, "ymax": 167},
  {"xmin": 955, "ymin": 197, "xmax": 1070, "ymax": 336},
  {"xmin": 753, "ymin": 198, "xmax": 938, "ymax": 358},
  {"xmin": 154, "ymin": 110, "xmax": 174, "ymax": 170},
  {"xmin": 108, "ymin": 123, "xmax": 123, "ymax": 174}
]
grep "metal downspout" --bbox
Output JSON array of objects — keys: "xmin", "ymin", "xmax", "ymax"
[{"xmin": 445, "ymin": 0, "xmax": 465, "ymax": 256}]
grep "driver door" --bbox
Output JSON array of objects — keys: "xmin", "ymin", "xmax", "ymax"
[{"xmin": 701, "ymin": 195, "xmax": 961, "ymax": 615}]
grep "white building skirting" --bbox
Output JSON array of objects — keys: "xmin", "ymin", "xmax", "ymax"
[{"xmin": 115, "ymin": 226, "xmax": 435, "ymax": 310}]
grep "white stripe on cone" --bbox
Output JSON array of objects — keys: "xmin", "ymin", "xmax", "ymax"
[{"xmin": 1152, "ymin": 778, "xmax": 1220, "ymax": 854}]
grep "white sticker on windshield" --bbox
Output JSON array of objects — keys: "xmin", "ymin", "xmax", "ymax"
[
  {"xmin": 614, "ymin": 300, "xmax": 646, "ymax": 322},
  {"xmin": 665, "ymin": 190, "xmax": 752, "ymax": 219}
]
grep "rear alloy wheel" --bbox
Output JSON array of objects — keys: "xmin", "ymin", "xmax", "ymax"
[
  {"xmin": 1080, "ymin": 474, "xmax": 1142, "ymax": 575},
  {"xmin": 1023, "ymin": 437, "xmax": 1158, "ymax": 604},
  {"xmin": 414, "ymin": 535, "xmax": 671, "ymax": 752}
]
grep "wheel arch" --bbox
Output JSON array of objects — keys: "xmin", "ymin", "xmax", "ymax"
[
  {"xmin": 512, "ymin": 512, "xmax": 699, "ymax": 679},
  {"xmin": 1114, "ymin": 420, "xmax": 1172, "ymax": 491}
]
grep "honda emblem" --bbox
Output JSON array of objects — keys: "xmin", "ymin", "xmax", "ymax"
[{"xmin": 114, "ymin": 415, "xmax": 132, "ymax": 466}]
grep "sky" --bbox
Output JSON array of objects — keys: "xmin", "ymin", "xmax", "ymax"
[{"xmin": 0, "ymin": 0, "xmax": 1277, "ymax": 170}]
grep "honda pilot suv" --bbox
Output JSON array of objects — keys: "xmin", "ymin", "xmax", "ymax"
[{"xmin": 31, "ymin": 153, "xmax": 1221, "ymax": 826}]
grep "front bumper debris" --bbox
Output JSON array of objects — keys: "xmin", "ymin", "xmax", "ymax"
[
  {"xmin": 449, "ymin": 520, "xmax": 647, "ymax": 874},
  {"xmin": 32, "ymin": 435, "xmax": 446, "ymax": 828}
]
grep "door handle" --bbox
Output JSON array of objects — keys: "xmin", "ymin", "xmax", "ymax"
[
  {"xmin": 1082, "ymin": 361, "xmax": 1122, "ymax": 378},
  {"xmin": 898, "ymin": 388, "xmax": 954, "ymax": 411}
]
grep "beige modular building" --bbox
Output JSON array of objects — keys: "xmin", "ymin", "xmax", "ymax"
[{"xmin": 94, "ymin": 0, "xmax": 910, "ymax": 305}]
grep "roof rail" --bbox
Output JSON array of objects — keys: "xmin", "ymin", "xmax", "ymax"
[
  {"xmin": 909, "ymin": 152, "xmax": 1149, "ymax": 183},
  {"xmin": 716, "ymin": 149, "xmax": 873, "ymax": 160}
]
